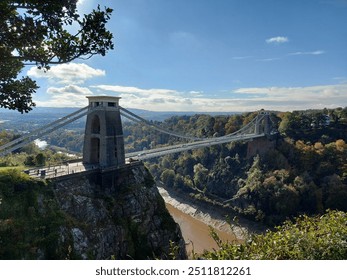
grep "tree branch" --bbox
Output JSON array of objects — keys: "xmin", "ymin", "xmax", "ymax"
[{"xmin": 10, "ymin": 4, "xmax": 27, "ymax": 9}]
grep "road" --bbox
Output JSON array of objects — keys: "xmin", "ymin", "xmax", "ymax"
[
  {"xmin": 24, "ymin": 161, "xmax": 98, "ymax": 179},
  {"xmin": 24, "ymin": 133, "xmax": 265, "ymax": 179},
  {"xmin": 126, "ymin": 133, "xmax": 264, "ymax": 160}
]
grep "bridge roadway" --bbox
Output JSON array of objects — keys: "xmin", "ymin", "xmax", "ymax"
[
  {"xmin": 24, "ymin": 161, "xmax": 99, "ymax": 179},
  {"xmin": 24, "ymin": 132, "xmax": 264, "ymax": 179},
  {"xmin": 127, "ymin": 132, "xmax": 264, "ymax": 160}
]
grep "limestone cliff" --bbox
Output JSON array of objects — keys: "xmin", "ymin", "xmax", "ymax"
[
  {"xmin": 51, "ymin": 163, "xmax": 187, "ymax": 259},
  {"xmin": 0, "ymin": 164, "xmax": 187, "ymax": 260}
]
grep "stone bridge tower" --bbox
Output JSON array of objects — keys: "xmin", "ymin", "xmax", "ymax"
[
  {"xmin": 255, "ymin": 111, "xmax": 272, "ymax": 135},
  {"xmin": 83, "ymin": 96, "xmax": 125, "ymax": 168}
]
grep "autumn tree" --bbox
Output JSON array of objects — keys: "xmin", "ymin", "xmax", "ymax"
[
  {"xmin": 0, "ymin": 0, "xmax": 113, "ymax": 113},
  {"xmin": 193, "ymin": 163, "xmax": 209, "ymax": 189},
  {"xmin": 160, "ymin": 169, "xmax": 175, "ymax": 189}
]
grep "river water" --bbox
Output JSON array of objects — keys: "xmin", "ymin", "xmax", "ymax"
[
  {"xmin": 158, "ymin": 187, "xmax": 242, "ymax": 257},
  {"xmin": 166, "ymin": 204, "xmax": 237, "ymax": 256}
]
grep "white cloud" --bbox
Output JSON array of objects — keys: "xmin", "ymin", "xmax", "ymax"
[
  {"xmin": 47, "ymin": 85, "xmax": 93, "ymax": 95},
  {"xmin": 91, "ymin": 85, "xmax": 177, "ymax": 96},
  {"xmin": 189, "ymin": 91, "xmax": 204, "ymax": 97},
  {"xmin": 27, "ymin": 63, "xmax": 105, "ymax": 84},
  {"xmin": 232, "ymin": 84, "xmax": 347, "ymax": 110},
  {"xmin": 266, "ymin": 36, "xmax": 289, "ymax": 44},
  {"xmin": 89, "ymin": 84, "xmax": 205, "ymax": 111},
  {"xmin": 90, "ymin": 83, "xmax": 347, "ymax": 112},
  {"xmin": 288, "ymin": 50, "xmax": 325, "ymax": 56},
  {"xmin": 256, "ymin": 57, "xmax": 280, "ymax": 62},
  {"xmin": 333, "ymin": 76, "xmax": 347, "ymax": 83},
  {"xmin": 232, "ymin": 56, "xmax": 252, "ymax": 60},
  {"xmin": 35, "ymin": 85, "xmax": 93, "ymax": 107},
  {"xmin": 235, "ymin": 85, "xmax": 332, "ymax": 99},
  {"xmin": 34, "ymin": 82, "xmax": 347, "ymax": 112}
]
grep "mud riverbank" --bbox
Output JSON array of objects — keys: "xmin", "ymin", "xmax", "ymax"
[
  {"xmin": 158, "ymin": 186, "xmax": 266, "ymax": 255},
  {"xmin": 165, "ymin": 203, "xmax": 236, "ymax": 255}
]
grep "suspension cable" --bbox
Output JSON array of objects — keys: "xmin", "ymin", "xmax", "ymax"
[
  {"xmin": 0, "ymin": 106, "xmax": 90, "ymax": 156},
  {"xmin": 120, "ymin": 106, "xmax": 265, "ymax": 141},
  {"xmin": 120, "ymin": 106, "xmax": 203, "ymax": 141}
]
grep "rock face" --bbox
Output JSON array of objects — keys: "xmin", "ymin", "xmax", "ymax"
[
  {"xmin": 247, "ymin": 137, "xmax": 275, "ymax": 158},
  {"xmin": 51, "ymin": 163, "xmax": 187, "ymax": 259}
]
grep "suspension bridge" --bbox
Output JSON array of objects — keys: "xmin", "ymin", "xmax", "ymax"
[{"xmin": 0, "ymin": 96, "xmax": 274, "ymax": 179}]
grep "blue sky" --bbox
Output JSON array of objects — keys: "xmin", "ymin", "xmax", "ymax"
[{"xmin": 27, "ymin": 0, "xmax": 347, "ymax": 112}]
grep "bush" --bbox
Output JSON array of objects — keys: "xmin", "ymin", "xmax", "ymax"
[
  {"xmin": 0, "ymin": 169, "xmax": 66, "ymax": 259},
  {"xmin": 202, "ymin": 210, "xmax": 347, "ymax": 260}
]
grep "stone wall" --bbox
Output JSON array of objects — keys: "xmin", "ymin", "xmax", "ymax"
[{"xmin": 247, "ymin": 137, "xmax": 276, "ymax": 159}]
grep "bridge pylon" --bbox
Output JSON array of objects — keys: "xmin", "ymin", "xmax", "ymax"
[
  {"xmin": 83, "ymin": 96, "xmax": 125, "ymax": 168},
  {"xmin": 255, "ymin": 111, "xmax": 272, "ymax": 136},
  {"xmin": 263, "ymin": 113, "xmax": 271, "ymax": 135}
]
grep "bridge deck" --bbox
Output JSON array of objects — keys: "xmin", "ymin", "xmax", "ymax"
[
  {"xmin": 9, "ymin": 107, "xmax": 271, "ymax": 179},
  {"xmin": 24, "ymin": 133, "xmax": 265, "ymax": 179},
  {"xmin": 127, "ymin": 133, "xmax": 264, "ymax": 160},
  {"xmin": 24, "ymin": 162, "xmax": 99, "ymax": 179}
]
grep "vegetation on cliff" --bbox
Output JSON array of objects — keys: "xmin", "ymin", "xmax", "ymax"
[
  {"xmin": 0, "ymin": 169, "xmax": 67, "ymax": 259},
  {"xmin": 0, "ymin": 167, "xmax": 186, "ymax": 260},
  {"xmin": 203, "ymin": 210, "xmax": 347, "ymax": 260}
]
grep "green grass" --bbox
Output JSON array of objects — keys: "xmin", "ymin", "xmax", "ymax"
[{"xmin": 0, "ymin": 166, "xmax": 25, "ymax": 172}]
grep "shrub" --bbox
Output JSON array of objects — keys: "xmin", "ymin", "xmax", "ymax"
[{"xmin": 202, "ymin": 210, "xmax": 347, "ymax": 260}]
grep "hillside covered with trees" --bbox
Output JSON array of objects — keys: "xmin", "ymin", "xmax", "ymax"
[
  {"xmin": 1, "ymin": 107, "xmax": 347, "ymax": 259},
  {"xmin": 1, "ymin": 107, "xmax": 346, "ymax": 225},
  {"xmin": 123, "ymin": 107, "xmax": 347, "ymax": 225}
]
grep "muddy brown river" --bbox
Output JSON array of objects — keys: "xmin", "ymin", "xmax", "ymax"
[{"xmin": 166, "ymin": 203, "xmax": 238, "ymax": 257}]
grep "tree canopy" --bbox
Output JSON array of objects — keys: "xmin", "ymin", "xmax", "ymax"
[{"xmin": 0, "ymin": 0, "xmax": 113, "ymax": 113}]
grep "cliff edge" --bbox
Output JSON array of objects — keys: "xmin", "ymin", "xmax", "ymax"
[{"xmin": 0, "ymin": 164, "xmax": 187, "ymax": 260}]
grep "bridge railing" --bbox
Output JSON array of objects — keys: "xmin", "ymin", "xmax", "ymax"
[{"xmin": 24, "ymin": 162, "xmax": 100, "ymax": 179}]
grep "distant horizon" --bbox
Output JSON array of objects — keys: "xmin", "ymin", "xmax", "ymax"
[{"xmin": 1, "ymin": 104, "xmax": 345, "ymax": 115}]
